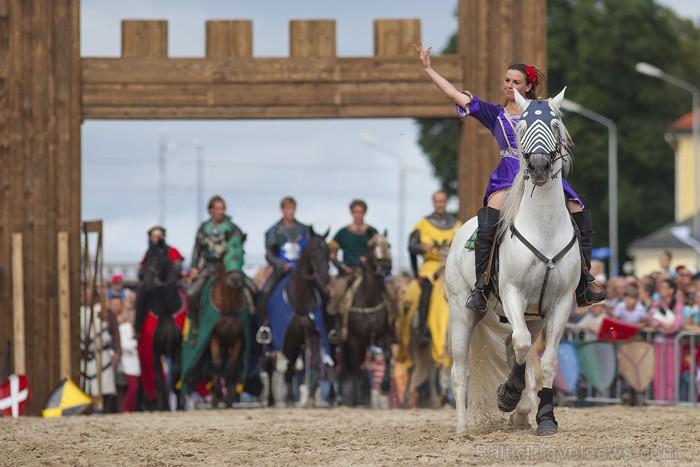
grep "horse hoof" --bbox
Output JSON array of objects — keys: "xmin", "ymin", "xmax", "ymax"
[
  {"xmin": 497, "ymin": 384, "xmax": 520, "ymax": 413},
  {"xmin": 536, "ymin": 419, "xmax": 558, "ymax": 436},
  {"xmin": 417, "ymin": 334, "xmax": 430, "ymax": 349}
]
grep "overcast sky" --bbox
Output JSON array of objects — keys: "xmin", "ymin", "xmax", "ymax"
[{"xmin": 80, "ymin": 0, "xmax": 699, "ymax": 277}]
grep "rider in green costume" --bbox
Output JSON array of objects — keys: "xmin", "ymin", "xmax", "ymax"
[{"xmin": 186, "ymin": 195, "xmax": 258, "ymax": 335}]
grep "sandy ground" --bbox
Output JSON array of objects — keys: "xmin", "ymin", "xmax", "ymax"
[{"xmin": 1, "ymin": 405, "xmax": 699, "ymax": 466}]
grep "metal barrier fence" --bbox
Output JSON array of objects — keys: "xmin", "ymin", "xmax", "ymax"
[{"xmin": 561, "ymin": 326, "xmax": 700, "ymax": 406}]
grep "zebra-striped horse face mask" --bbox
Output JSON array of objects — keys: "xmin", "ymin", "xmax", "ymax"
[{"xmin": 514, "ymin": 87, "xmax": 567, "ymax": 186}]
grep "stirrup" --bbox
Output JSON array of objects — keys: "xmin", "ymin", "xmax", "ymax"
[
  {"xmin": 466, "ymin": 288, "xmax": 488, "ymax": 312},
  {"xmin": 256, "ymin": 326, "xmax": 272, "ymax": 345},
  {"xmin": 576, "ymin": 282, "xmax": 606, "ymax": 307}
]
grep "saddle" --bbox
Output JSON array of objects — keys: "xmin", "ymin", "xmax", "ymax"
[
  {"xmin": 338, "ymin": 275, "xmax": 396, "ymax": 342},
  {"xmin": 466, "ymin": 222, "xmax": 578, "ymax": 322}
]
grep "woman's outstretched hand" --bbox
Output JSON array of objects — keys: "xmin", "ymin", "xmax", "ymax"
[{"xmin": 413, "ymin": 41, "xmax": 432, "ymax": 70}]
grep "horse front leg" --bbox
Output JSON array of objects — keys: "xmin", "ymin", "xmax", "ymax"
[
  {"xmin": 535, "ymin": 302, "xmax": 570, "ymax": 436},
  {"xmin": 304, "ymin": 328, "xmax": 321, "ymax": 408},
  {"xmin": 498, "ymin": 290, "xmax": 531, "ymax": 413},
  {"xmin": 511, "ymin": 320, "xmax": 546, "ymax": 429},
  {"xmin": 447, "ymin": 293, "xmax": 480, "ymax": 433},
  {"xmin": 210, "ymin": 335, "xmax": 224, "ymax": 405},
  {"xmin": 225, "ymin": 338, "xmax": 244, "ymax": 407}
]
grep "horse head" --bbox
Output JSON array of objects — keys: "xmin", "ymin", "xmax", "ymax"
[
  {"xmin": 140, "ymin": 243, "xmax": 177, "ymax": 294},
  {"xmin": 367, "ymin": 231, "xmax": 392, "ymax": 277},
  {"xmin": 303, "ymin": 227, "xmax": 331, "ymax": 291},
  {"xmin": 221, "ymin": 233, "xmax": 246, "ymax": 290},
  {"xmin": 513, "ymin": 87, "xmax": 570, "ymax": 186}
]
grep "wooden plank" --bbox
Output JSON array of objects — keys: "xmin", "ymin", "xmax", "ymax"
[
  {"xmin": 0, "ymin": 1, "xmax": 9, "ymax": 345},
  {"xmin": 58, "ymin": 231, "xmax": 70, "ymax": 379},
  {"xmin": 81, "ymin": 104, "xmax": 456, "ymax": 120},
  {"xmin": 82, "ymin": 81, "xmax": 462, "ymax": 107},
  {"xmin": 289, "ymin": 20, "xmax": 335, "ymax": 58},
  {"xmin": 373, "ymin": 19, "xmax": 420, "ymax": 57},
  {"xmin": 83, "ymin": 220, "xmax": 103, "ymax": 233},
  {"xmin": 11, "ymin": 233, "xmax": 25, "ymax": 374},
  {"xmin": 81, "ymin": 56, "xmax": 464, "ymax": 84},
  {"xmin": 68, "ymin": 0, "xmax": 82, "ymax": 384},
  {"xmin": 206, "ymin": 20, "xmax": 252, "ymax": 58},
  {"xmin": 122, "ymin": 20, "xmax": 168, "ymax": 59}
]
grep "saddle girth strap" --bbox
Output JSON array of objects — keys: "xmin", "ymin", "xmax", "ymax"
[
  {"xmin": 509, "ymin": 224, "xmax": 578, "ymax": 318},
  {"xmin": 340, "ymin": 275, "xmax": 364, "ymax": 342}
]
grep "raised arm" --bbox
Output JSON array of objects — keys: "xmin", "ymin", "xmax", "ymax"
[{"xmin": 413, "ymin": 41, "xmax": 471, "ymax": 110}]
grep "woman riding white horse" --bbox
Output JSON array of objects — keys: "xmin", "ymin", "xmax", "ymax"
[
  {"xmin": 445, "ymin": 87, "xmax": 580, "ymax": 435},
  {"xmin": 413, "ymin": 42, "xmax": 605, "ymax": 310}
]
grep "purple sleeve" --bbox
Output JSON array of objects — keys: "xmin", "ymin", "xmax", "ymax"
[{"xmin": 456, "ymin": 94, "xmax": 502, "ymax": 130}]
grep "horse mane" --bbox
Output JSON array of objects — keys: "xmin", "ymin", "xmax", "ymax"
[{"xmin": 498, "ymin": 103, "xmax": 574, "ymax": 235}]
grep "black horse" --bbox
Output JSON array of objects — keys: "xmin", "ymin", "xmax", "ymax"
[
  {"xmin": 277, "ymin": 228, "xmax": 331, "ymax": 406},
  {"xmin": 136, "ymin": 243, "xmax": 186, "ymax": 410},
  {"xmin": 338, "ymin": 232, "xmax": 395, "ymax": 406}
]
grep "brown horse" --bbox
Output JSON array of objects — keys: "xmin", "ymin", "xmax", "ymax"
[
  {"xmin": 205, "ymin": 234, "xmax": 254, "ymax": 406},
  {"xmin": 338, "ymin": 232, "xmax": 395, "ymax": 406}
]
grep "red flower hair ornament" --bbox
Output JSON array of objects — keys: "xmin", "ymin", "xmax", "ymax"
[{"xmin": 525, "ymin": 65, "xmax": 537, "ymax": 84}]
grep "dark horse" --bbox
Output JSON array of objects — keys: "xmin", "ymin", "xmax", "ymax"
[
  {"xmin": 207, "ymin": 234, "xmax": 255, "ymax": 406},
  {"xmin": 136, "ymin": 242, "xmax": 187, "ymax": 410},
  {"xmin": 273, "ymin": 228, "xmax": 331, "ymax": 406},
  {"xmin": 339, "ymin": 232, "xmax": 394, "ymax": 406}
]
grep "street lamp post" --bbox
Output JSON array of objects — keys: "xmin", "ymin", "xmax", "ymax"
[
  {"xmin": 194, "ymin": 139, "xmax": 204, "ymax": 223},
  {"xmin": 636, "ymin": 62, "xmax": 700, "ymax": 243},
  {"xmin": 158, "ymin": 126, "xmax": 177, "ymax": 226},
  {"xmin": 359, "ymin": 133, "xmax": 409, "ymax": 273},
  {"xmin": 561, "ymin": 99, "xmax": 619, "ymax": 277}
]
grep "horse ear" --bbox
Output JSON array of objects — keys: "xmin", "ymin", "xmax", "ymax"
[
  {"xmin": 322, "ymin": 227, "xmax": 330, "ymax": 239},
  {"xmin": 309, "ymin": 225, "xmax": 316, "ymax": 237},
  {"xmin": 383, "ymin": 228, "xmax": 388, "ymax": 237},
  {"xmin": 513, "ymin": 88, "xmax": 528, "ymax": 113},
  {"xmin": 241, "ymin": 233, "xmax": 247, "ymax": 243},
  {"xmin": 549, "ymin": 86, "xmax": 567, "ymax": 111}
]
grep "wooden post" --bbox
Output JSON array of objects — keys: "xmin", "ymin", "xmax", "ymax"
[
  {"xmin": 373, "ymin": 19, "xmax": 421, "ymax": 57},
  {"xmin": 289, "ymin": 20, "xmax": 336, "ymax": 58},
  {"xmin": 58, "ymin": 232, "xmax": 71, "ymax": 379},
  {"xmin": 11, "ymin": 233, "xmax": 25, "ymax": 375},
  {"xmin": 122, "ymin": 20, "xmax": 168, "ymax": 59},
  {"xmin": 206, "ymin": 20, "xmax": 253, "ymax": 58}
]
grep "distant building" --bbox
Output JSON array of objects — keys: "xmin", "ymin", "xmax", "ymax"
[{"xmin": 627, "ymin": 110, "xmax": 700, "ymax": 276}]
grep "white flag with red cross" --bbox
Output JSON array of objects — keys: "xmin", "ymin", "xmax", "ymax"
[{"xmin": 0, "ymin": 374, "xmax": 30, "ymax": 417}]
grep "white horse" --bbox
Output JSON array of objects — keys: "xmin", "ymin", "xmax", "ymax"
[{"xmin": 445, "ymin": 88, "xmax": 580, "ymax": 435}]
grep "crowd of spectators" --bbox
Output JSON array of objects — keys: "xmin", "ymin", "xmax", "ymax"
[{"xmin": 569, "ymin": 250, "xmax": 700, "ymax": 402}]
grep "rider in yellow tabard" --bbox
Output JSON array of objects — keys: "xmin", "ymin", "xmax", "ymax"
[{"xmin": 407, "ymin": 191, "xmax": 461, "ymax": 364}]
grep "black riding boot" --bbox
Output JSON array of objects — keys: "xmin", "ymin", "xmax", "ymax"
[
  {"xmin": 572, "ymin": 209, "xmax": 606, "ymax": 307},
  {"xmin": 465, "ymin": 206, "xmax": 501, "ymax": 312},
  {"xmin": 416, "ymin": 278, "xmax": 433, "ymax": 348}
]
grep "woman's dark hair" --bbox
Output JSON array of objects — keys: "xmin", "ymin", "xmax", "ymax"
[
  {"xmin": 661, "ymin": 277, "xmax": 677, "ymax": 294},
  {"xmin": 507, "ymin": 63, "xmax": 545, "ymax": 99}
]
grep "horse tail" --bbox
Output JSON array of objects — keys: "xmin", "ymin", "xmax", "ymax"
[{"xmin": 466, "ymin": 311, "xmax": 511, "ymax": 431}]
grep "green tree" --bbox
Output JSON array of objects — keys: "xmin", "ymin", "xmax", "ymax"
[{"xmin": 416, "ymin": 0, "xmax": 700, "ymax": 270}]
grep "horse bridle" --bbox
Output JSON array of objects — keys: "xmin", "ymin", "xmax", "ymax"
[
  {"xmin": 297, "ymin": 240, "xmax": 328, "ymax": 290},
  {"xmin": 522, "ymin": 140, "xmax": 565, "ymax": 182},
  {"xmin": 368, "ymin": 239, "xmax": 391, "ymax": 277}
]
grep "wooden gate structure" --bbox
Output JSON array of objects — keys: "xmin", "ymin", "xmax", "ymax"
[{"xmin": 0, "ymin": 0, "xmax": 545, "ymax": 413}]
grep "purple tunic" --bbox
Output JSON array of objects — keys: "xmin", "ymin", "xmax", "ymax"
[{"xmin": 457, "ymin": 95, "xmax": 582, "ymax": 207}]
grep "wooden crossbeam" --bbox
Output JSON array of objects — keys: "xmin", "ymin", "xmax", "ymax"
[{"xmin": 81, "ymin": 56, "xmax": 463, "ymax": 119}]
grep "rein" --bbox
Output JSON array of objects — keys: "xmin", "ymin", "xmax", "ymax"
[{"xmin": 509, "ymin": 223, "xmax": 577, "ymax": 318}]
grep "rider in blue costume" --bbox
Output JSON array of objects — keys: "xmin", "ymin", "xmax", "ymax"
[
  {"xmin": 414, "ymin": 41, "xmax": 605, "ymax": 312},
  {"xmin": 257, "ymin": 196, "xmax": 312, "ymax": 334}
]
